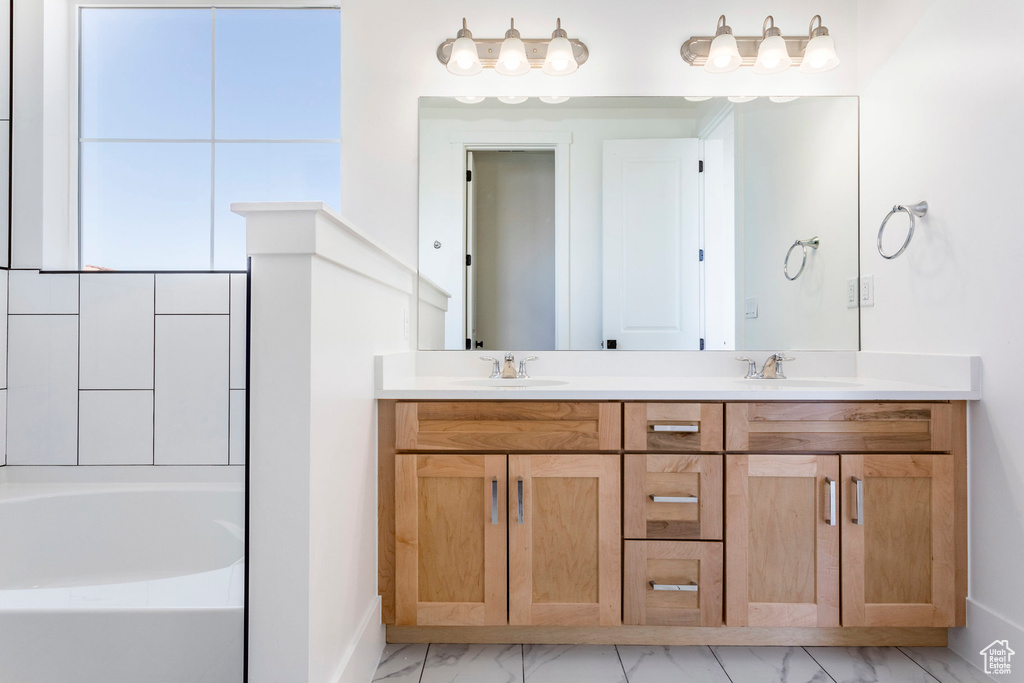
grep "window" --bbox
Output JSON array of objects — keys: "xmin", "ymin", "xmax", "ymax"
[{"xmin": 78, "ymin": 7, "xmax": 341, "ymax": 271}]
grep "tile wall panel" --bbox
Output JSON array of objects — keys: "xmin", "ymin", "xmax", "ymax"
[
  {"xmin": 80, "ymin": 273, "xmax": 155, "ymax": 389},
  {"xmin": 79, "ymin": 390, "xmax": 154, "ymax": 465}
]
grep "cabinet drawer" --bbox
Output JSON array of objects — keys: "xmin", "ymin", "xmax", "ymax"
[
  {"xmin": 725, "ymin": 402, "xmax": 954, "ymax": 453},
  {"xmin": 396, "ymin": 402, "xmax": 621, "ymax": 451},
  {"xmin": 625, "ymin": 403, "xmax": 723, "ymax": 452},
  {"xmin": 624, "ymin": 454, "xmax": 722, "ymax": 540},
  {"xmin": 624, "ymin": 541, "xmax": 723, "ymax": 626}
]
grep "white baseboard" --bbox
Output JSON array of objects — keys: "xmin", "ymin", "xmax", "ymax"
[
  {"xmin": 949, "ymin": 598, "xmax": 1024, "ymax": 677},
  {"xmin": 331, "ymin": 596, "xmax": 386, "ymax": 683}
]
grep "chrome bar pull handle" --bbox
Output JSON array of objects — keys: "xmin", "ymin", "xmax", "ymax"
[
  {"xmin": 852, "ymin": 476, "xmax": 864, "ymax": 525},
  {"xmin": 517, "ymin": 478, "xmax": 524, "ymax": 525},
  {"xmin": 824, "ymin": 477, "xmax": 837, "ymax": 526},
  {"xmin": 650, "ymin": 495, "xmax": 699, "ymax": 504},
  {"xmin": 650, "ymin": 582, "xmax": 698, "ymax": 592},
  {"xmin": 650, "ymin": 424, "xmax": 699, "ymax": 433},
  {"xmin": 491, "ymin": 479, "xmax": 498, "ymax": 525}
]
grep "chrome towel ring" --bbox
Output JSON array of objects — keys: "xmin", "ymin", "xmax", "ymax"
[
  {"xmin": 784, "ymin": 236, "xmax": 819, "ymax": 281},
  {"xmin": 877, "ymin": 201, "xmax": 928, "ymax": 260}
]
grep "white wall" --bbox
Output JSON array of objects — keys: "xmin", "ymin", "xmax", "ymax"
[
  {"xmin": 737, "ymin": 97, "xmax": 860, "ymax": 350},
  {"xmin": 858, "ymin": 0, "xmax": 1024, "ymax": 665},
  {"xmin": 341, "ymin": 0, "xmax": 860, "ymax": 273},
  {"xmin": 4, "ymin": 271, "xmax": 246, "ymax": 466},
  {"xmin": 419, "ymin": 105, "xmax": 698, "ymax": 349}
]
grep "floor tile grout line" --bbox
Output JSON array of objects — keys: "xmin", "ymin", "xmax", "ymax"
[
  {"xmin": 895, "ymin": 646, "xmax": 945, "ymax": 683},
  {"xmin": 521, "ymin": 643, "xmax": 525, "ymax": 683},
  {"xmin": 801, "ymin": 646, "xmax": 839, "ymax": 683},
  {"xmin": 613, "ymin": 644, "xmax": 628, "ymax": 682},
  {"xmin": 707, "ymin": 645, "xmax": 737, "ymax": 683},
  {"xmin": 417, "ymin": 643, "xmax": 430, "ymax": 683}
]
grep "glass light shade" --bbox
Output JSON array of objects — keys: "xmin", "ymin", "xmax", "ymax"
[
  {"xmin": 769, "ymin": 95, "xmax": 799, "ymax": 103},
  {"xmin": 800, "ymin": 34, "xmax": 840, "ymax": 73},
  {"xmin": 447, "ymin": 35, "xmax": 482, "ymax": 75},
  {"xmin": 496, "ymin": 36, "xmax": 530, "ymax": 76},
  {"xmin": 539, "ymin": 96, "xmax": 570, "ymax": 104},
  {"xmin": 753, "ymin": 34, "xmax": 791, "ymax": 74},
  {"xmin": 497, "ymin": 96, "xmax": 528, "ymax": 104},
  {"xmin": 705, "ymin": 33, "xmax": 741, "ymax": 73},
  {"xmin": 683, "ymin": 96, "xmax": 713, "ymax": 102},
  {"xmin": 727, "ymin": 95, "xmax": 757, "ymax": 103},
  {"xmin": 455, "ymin": 96, "xmax": 485, "ymax": 104},
  {"xmin": 543, "ymin": 36, "xmax": 578, "ymax": 75}
]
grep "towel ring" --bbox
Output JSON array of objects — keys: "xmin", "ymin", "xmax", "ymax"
[
  {"xmin": 877, "ymin": 201, "xmax": 928, "ymax": 260},
  {"xmin": 784, "ymin": 237, "xmax": 820, "ymax": 281}
]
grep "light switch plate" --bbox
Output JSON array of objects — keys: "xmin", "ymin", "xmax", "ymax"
[
  {"xmin": 846, "ymin": 277, "xmax": 858, "ymax": 308},
  {"xmin": 744, "ymin": 297, "xmax": 758, "ymax": 319},
  {"xmin": 860, "ymin": 275, "xmax": 874, "ymax": 307}
]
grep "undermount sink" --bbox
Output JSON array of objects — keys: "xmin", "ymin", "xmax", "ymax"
[
  {"xmin": 733, "ymin": 378, "xmax": 863, "ymax": 388},
  {"xmin": 457, "ymin": 378, "xmax": 569, "ymax": 388}
]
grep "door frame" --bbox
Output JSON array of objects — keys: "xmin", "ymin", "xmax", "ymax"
[{"xmin": 451, "ymin": 132, "xmax": 572, "ymax": 349}]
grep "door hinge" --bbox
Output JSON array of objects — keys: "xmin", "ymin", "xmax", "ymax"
[
  {"xmin": 606, "ymin": 339, "xmax": 617, "ymax": 350},
  {"xmin": 465, "ymin": 338, "xmax": 472, "ymax": 350},
  {"xmin": 699, "ymin": 338, "xmax": 706, "ymax": 350},
  {"xmin": 698, "ymin": 160, "xmax": 704, "ymax": 173},
  {"xmin": 466, "ymin": 254, "xmax": 472, "ymax": 266},
  {"xmin": 699, "ymin": 249, "xmax": 704, "ymax": 262},
  {"xmin": 466, "ymin": 170, "xmax": 472, "ymax": 182}
]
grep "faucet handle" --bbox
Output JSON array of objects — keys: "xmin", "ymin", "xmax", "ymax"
[
  {"xmin": 518, "ymin": 356, "xmax": 539, "ymax": 379},
  {"xmin": 480, "ymin": 356, "xmax": 501, "ymax": 379},
  {"xmin": 736, "ymin": 356, "xmax": 759, "ymax": 379},
  {"xmin": 774, "ymin": 353, "xmax": 795, "ymax": 379}
]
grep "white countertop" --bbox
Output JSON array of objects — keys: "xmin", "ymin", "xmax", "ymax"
[{"xmin": 375, "ymin": 351, "xmax": 981, "ymax": 401}]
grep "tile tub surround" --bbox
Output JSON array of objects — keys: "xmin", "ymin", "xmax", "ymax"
[
  {"xmin": 372, "ymin": 644, "xmax": 992, "ymax": 683},
  {"xmin": 4, "ymin": 270, "xmax": 247, "ymax": 466},
  {"xmin": 375, "ymin": 351, "xmax": 980, "ymax": 401}
]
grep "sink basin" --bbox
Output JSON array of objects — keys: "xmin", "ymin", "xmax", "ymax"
[
  {"xmin": 457, "ymin": 378, "xmax": 569, "ymax": 388},
  {"xmin": 733, "ymin": 378, "xmax": 863, "ymax": 388}
]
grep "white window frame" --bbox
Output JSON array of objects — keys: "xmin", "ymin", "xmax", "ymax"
[{"xmin": 12, "ymin": 0, "xmax": 340, "ymax": 271}]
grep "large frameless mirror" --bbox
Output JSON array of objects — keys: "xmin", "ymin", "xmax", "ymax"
[{"xmin": 417, "ymin": 96, "xmax": 859, "ymax": 351}]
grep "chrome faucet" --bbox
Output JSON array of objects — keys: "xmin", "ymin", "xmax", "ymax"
[
  {"xmin": 480, "ymin": 353, "xmax": 540, "ymax": 379},
  {"xmin": 480, "ymin": 356, "xmax": 501, "ymax": 379},
  {"xmin": 501, "ymin": 352, "xmax": 518, "ymax": 379},
  {"xmin": 517, "ymin": 356, "xmax": 538, "ymax": 379},
  {"xmin": 736, "ymin": 352, "xmax": 796, "ymax": 379}
]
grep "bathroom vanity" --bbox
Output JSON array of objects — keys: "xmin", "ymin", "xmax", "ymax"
[{"xmin": 377, "ymin": 363, "xmax": 972, "ymax": 647}]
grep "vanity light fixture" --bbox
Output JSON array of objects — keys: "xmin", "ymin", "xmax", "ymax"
[
  {"xmin": 683, "ymin": 96, "xmax": 714, "ymax": 102},
  {"xmin": 681, "ymin": 14, "xmax": 839, "ymax": 73},
  {"xmin": 800, "ymin": 15, "xmax": 840, "ymax": 73},
  {"xmin": 446, "ymin": 19, "xmax": 482, "ymax": 76},
  {"xmin": 437, "ymin": 18, "xmax": 589, "ymax": 75},
  {"xmin": 455, "ymin": 96, "xmax": 486, "ymax": 104},
  {"xmin": 727, "ymin": 95, "xmax": 758, "ymax": 103},
  {"xmin": 498, "ymin": 95, "xmax": 529, "ymax": 104},
  {"xmin": 769, "ymin": 95, "xmax": 799, "ymax": 103},
  {"xmin": 496, "ymin": 19, "xmax": 530, "ymax": 76},
  {"xmin": 539, "ymin": 96, "xmax": 571, "ymax": 104},
  {"xmin": 753, "ymin": 16, "xmax": 792, "ymax": 74},
  {"xmin": 705, "ymin": 15, "xmax": 742, "ymax": 73}
]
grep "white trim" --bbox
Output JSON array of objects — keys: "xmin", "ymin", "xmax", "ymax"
[
  {"xmin": 418, "ymin": 273, "xmax": 451, "ymax": 312},
  {"xmin": 949, "ymin": 598, "xmax": 1024, "ymax": 677},
  {"xmin": 232, "ymin": 201, "xmax": 418, "ymax": 295},
  {"xmin": 448, "ymin": 132, "xmax": 572, "ymax": 348},
  {"xmin": 329, "ymin": 596, "xmax": 385, "ymax": 683}
]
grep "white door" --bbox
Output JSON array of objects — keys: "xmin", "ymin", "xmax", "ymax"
[
  {"xmin": 603, "ymin": 139, "xmax": 702, "ymax": 350},
  {"xmin": 464, "ymin": 151, "xmax": 475, "ymax": 349}
]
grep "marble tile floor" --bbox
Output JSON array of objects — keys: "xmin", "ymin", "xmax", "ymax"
[{"xmin": 372, "ymin": 644, "xmax": 996, "ymax": 683}]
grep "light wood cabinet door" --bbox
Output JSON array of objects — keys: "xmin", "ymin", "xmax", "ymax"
[
  {"xmin": 624, "ymin": 541, "xmax": 723, "ymax": 626},
  {"xmin": 508, "ymin": 454, "xmax": 621, "ymax": 626},
  {"xmin": 841, "ymin": 453, "xmax": 955, "ymax": 627},
  {"xmin": 726, "ymin": 402, "xmax": 954, "ymax": 452},
  {"xmin": 395, "ymin": 453, "xmax": 507, "ymax": 626},
  {"xmin": 624, "ymin": 454, "xmax": 722, "ymax": 540},
  {"xmin": 624, "ymin": 403, "xmax": 723, "ymax": 452},
  {"xmin": 726, "ymin": 454, "xmax": 840, "ymax": 627}
]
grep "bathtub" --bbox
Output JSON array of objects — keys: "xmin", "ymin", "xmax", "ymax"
[{"xmin": 0, "ymin": 467, "xmax": 244, "ymax": 683}]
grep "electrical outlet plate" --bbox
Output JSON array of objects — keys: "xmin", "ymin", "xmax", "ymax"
[
  {"xmin": 860, "ymin": 275, "xmax": 874, "ymax": 307},
  {"xmin": 846, "ymin": 277, "xmax": 858, "ymax": 308},
  {"xmin": 744, "ymin": 297, "xmax": 758, "ymax": 319}
]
